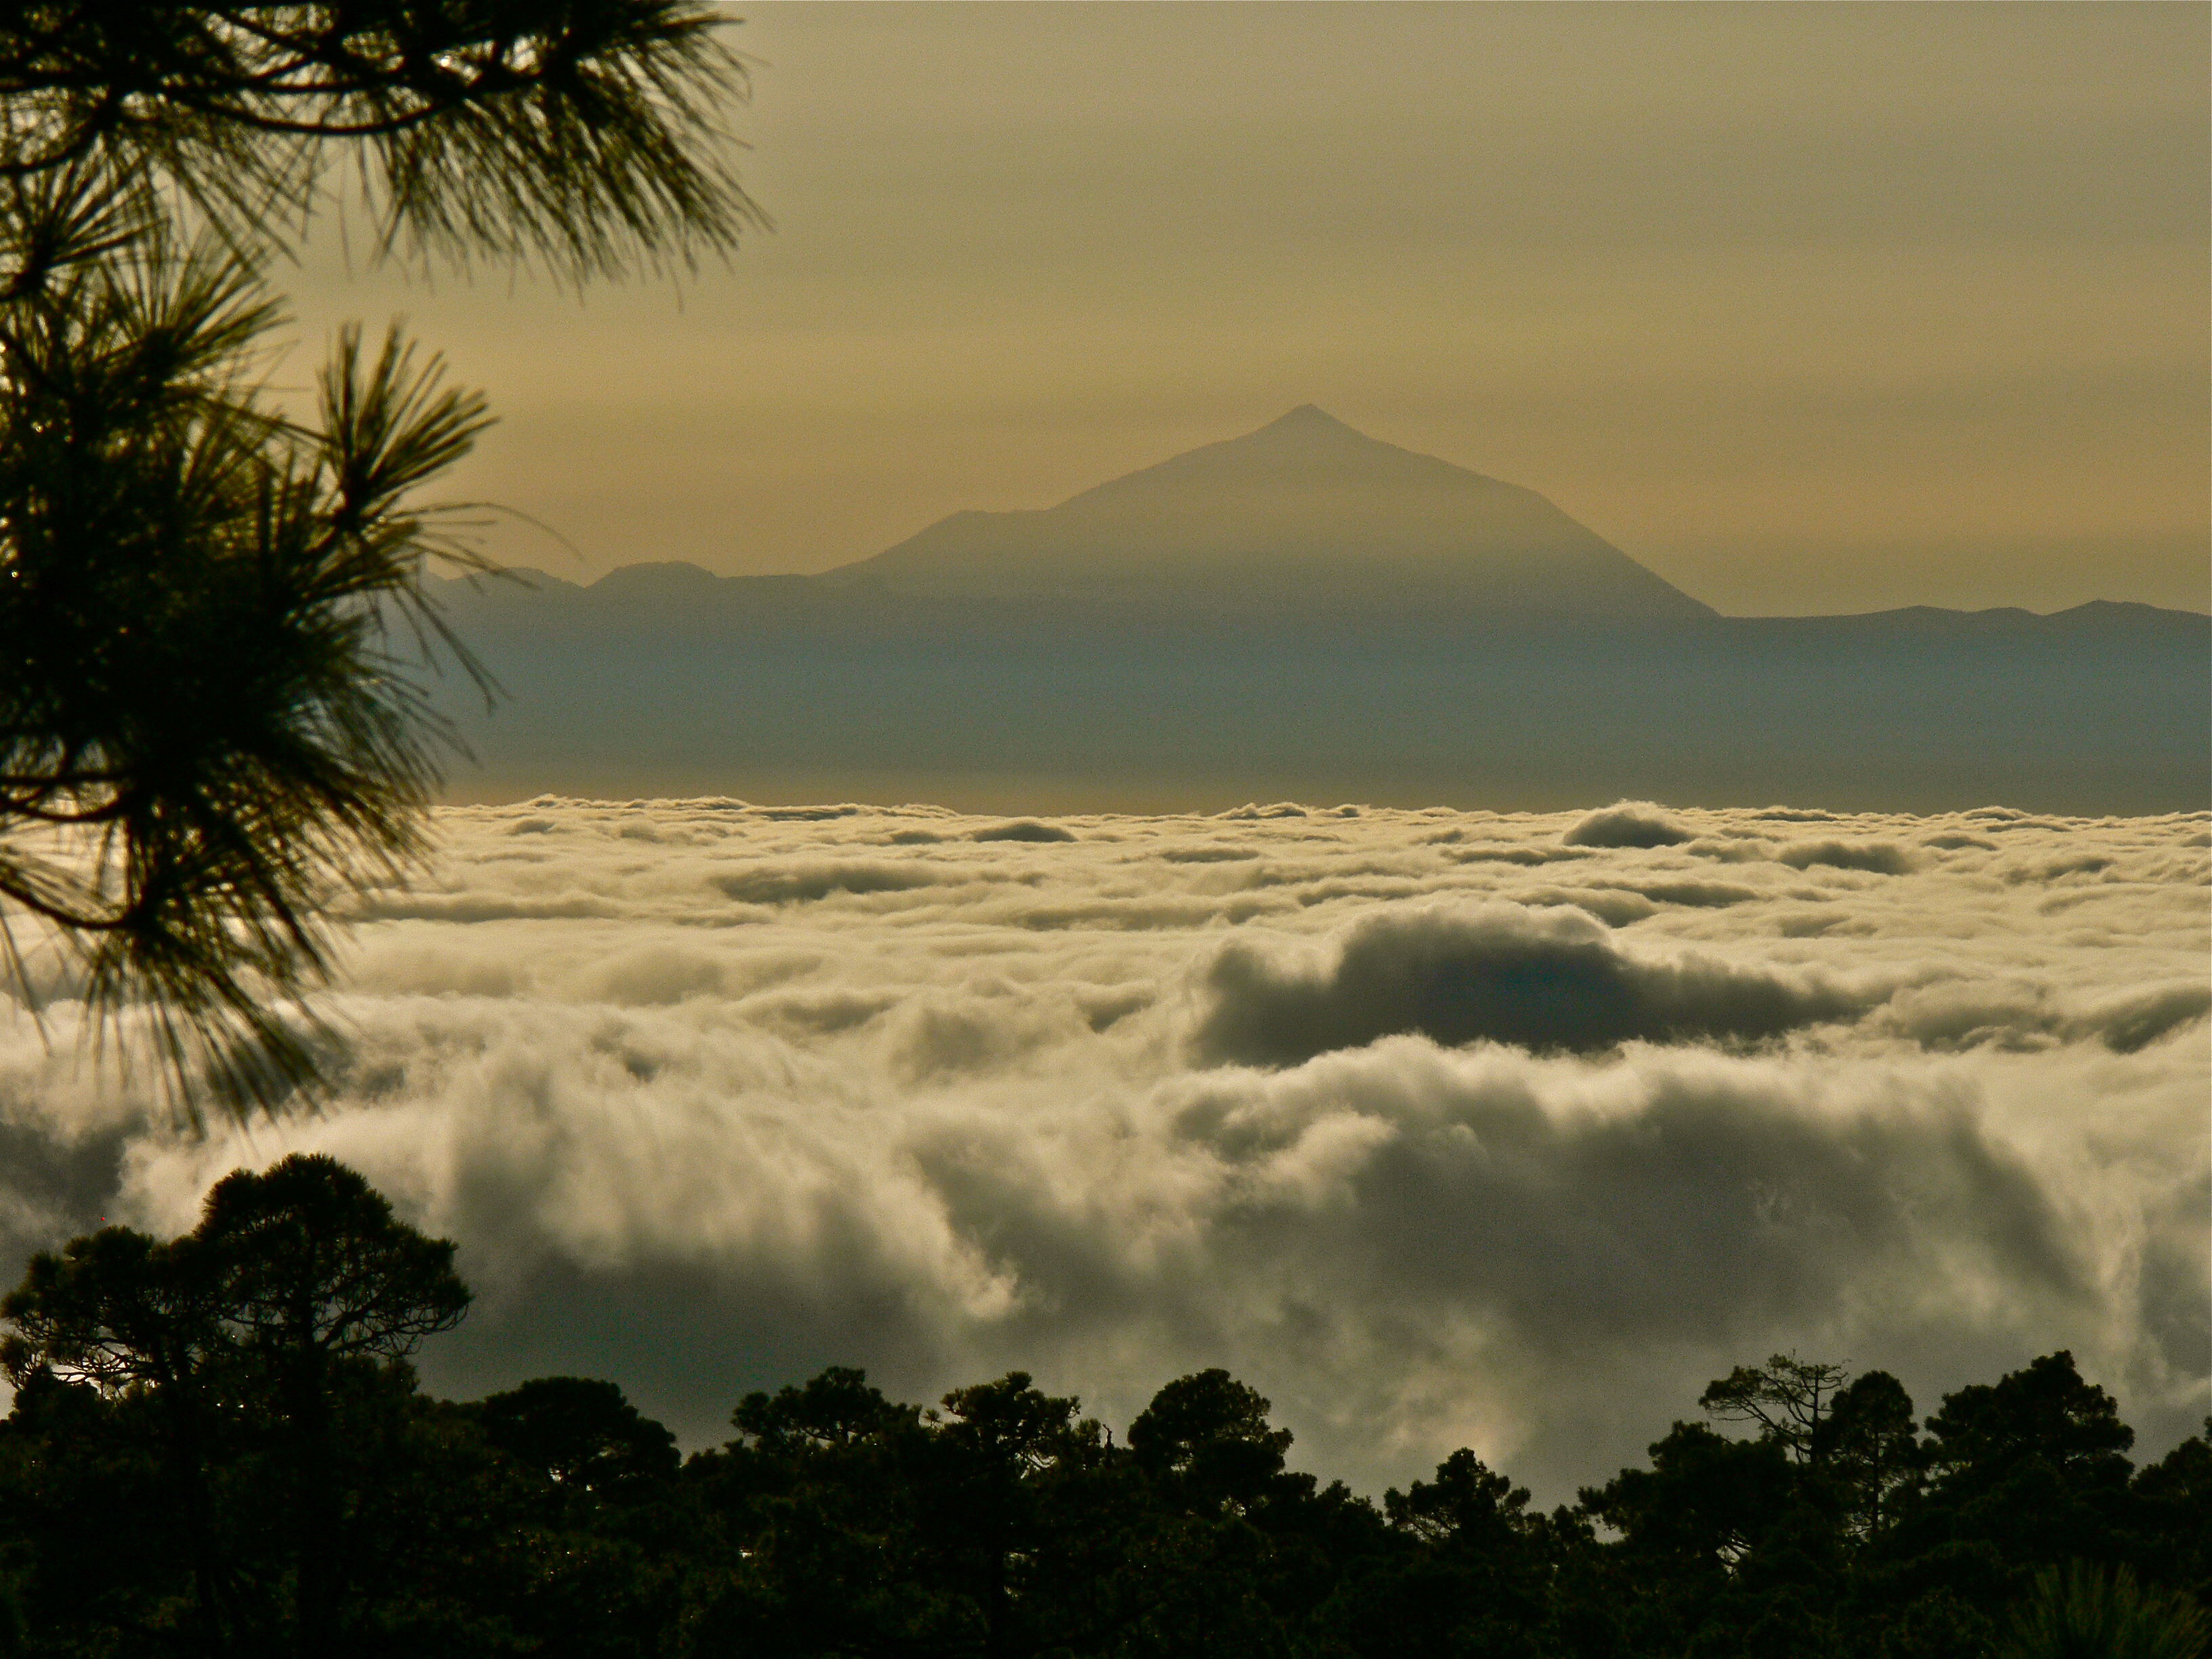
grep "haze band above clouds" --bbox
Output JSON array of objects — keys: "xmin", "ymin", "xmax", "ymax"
[{"xmin": 0, "ymin": 797, "xmax": 2204, "ymax": 1500}]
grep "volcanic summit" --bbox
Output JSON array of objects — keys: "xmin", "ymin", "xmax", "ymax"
[{"xmin": 824, "ymin": 406, "xmax": 1715, "ymax": 622}]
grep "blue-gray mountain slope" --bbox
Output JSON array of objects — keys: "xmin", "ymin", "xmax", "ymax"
[{"xmin": 422, "ymin": 411, "xmax": 2209, "ymax": 813}]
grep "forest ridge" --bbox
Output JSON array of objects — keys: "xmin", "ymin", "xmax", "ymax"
[{"xmin": 3, "ymin": 1155, "xmax": 2206, "ymax": 1657}]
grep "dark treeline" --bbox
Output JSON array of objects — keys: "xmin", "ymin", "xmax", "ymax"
[{"xmin": 1, "ymin": 1157, "xmax": 2205, "ymax": 1658}]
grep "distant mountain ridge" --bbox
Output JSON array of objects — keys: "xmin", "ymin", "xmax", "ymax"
[
  {"xmin": 480, "ymin": 408, "xmax": 2205, "ymax": 632},
  {"xmin": 463, "ymin": 561, "xmax": 2208, "ymax": 638},
  {"xmin": 416, "ymin": 409, "xmax": 2208, "ymax": 813}
]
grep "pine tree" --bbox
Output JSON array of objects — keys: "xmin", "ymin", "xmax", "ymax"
[{"xmin": 0, "ymin": 5, "xmax": 762, "ymax": 1118}]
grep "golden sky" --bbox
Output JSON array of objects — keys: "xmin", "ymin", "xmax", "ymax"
[{"xmin": 289, "ymin": 2, "xmax": 2209, "ymax": 615}]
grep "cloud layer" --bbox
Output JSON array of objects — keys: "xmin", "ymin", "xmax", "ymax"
[
  {"xmin": 1190, "ymin": 903, "xmax": 1878, "ymax": 1064},
  {"xmin": 0, "ymin": 796, "xmax": 2203, "ymax": 1499}
]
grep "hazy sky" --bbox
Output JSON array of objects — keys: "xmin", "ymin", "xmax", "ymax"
[{"xmin": 289, "ymin": 3, "xmax": 2210, "ymax": 615}]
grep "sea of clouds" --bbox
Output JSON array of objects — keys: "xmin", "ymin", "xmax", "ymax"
[{"xmin": 1, "ymin": 796, "xmax": 2206, "ymax": 1500}]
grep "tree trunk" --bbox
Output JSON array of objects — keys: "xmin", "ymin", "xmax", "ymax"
[
  {"xmin": 159, "ymin": 1381, "xmax": 232, "ymax": 1658},
  {"xmin": 287, "ymin": 1343, "xmax": 339, "ymax": 1658}
]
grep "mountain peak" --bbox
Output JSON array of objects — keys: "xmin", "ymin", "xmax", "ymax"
[
  {"xmin": 1239, "ymin": 404, "xmax": 1391, "ymax": 449},
  {"xmin": 825, "ymin": 412, "xmax": 1716, "ymax": 622},
  {"xmin": 1261, "ymin": 403, "xmax": 1353, "ymax": 431}
]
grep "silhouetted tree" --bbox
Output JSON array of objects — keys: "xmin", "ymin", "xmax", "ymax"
[
  {"xmin": 2129, "ymin": 1424, "xmax": 2212, "ymax": 1613},
  {"xmin": 689, "ymin": 1366, "xmax": 964, "ymax": 1654},
  {"xmin": 0, "ymin": 1367, "xmax": 199, "ymax": 1653},
  {"xmin": 1700, "ymin": 1351, "xmax": 1850, "ymax": 1467},
  {"xmin": 1127, "ymin": 1366, "xmax": 1294, "ymax": 1514},
  {"xmin": 0, "ymin": 5, "xmax": 760, "ymax": 1117},
  {"xmin": 1923, "ymin": 1350, "xmax": 2135, "ymax": 1484},
  {"xmin": 921, "ymin": 1372, "xmax": 1109, "ymax": 1659},
  {"xmin": 1, "ymin": 1151, "xmax": 468, "ymax": 1654},
  {"xmin": 478, "ymin": 1374, "xmax": 680, "ymax": 1501},
  {"xmin": 1584, "ymin": 1421, "xmax": 1797, "ymax": 1576},
  {"xmin": 1, "ymin": 1220, "xmax": 239, "ymax": 1647},
  {"xmin": 1910, "ymin": 1349, "xmax": 2137, "ymax": 1572},
  {"xmin": 196, "ymin": 1153, "xmax": 469, "ymax": 1654},
  {"xmin": 1820, "ymin": 1369, "xmax": 1921, "ymax": 1541},
  {"xmin": 1307, "ymin": 1448, "xmax": 1553, "ymax": 1659}
]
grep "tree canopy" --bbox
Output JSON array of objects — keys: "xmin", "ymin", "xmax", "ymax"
[
  {"xmin": 0, "ymin": 4, "xmax": 760, "ymax": 1118},
  {"xmin": 1, "ymin": 1156, "xmax": 2207, "ymax": 1658},
  {"xmin": 0, "ymin": 4, "xmax": 760, "ymax": 281}
]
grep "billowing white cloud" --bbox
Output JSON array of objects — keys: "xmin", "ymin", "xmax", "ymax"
[
  {"xmin": 0, "ymin": 796, "xmax": 2203, "ymax": 1500},
  {"xmin": 1188, "ymin": 902, "xmax": 1886, "ymax": 1064},
  {"xmin": 1563, "ymin": 800, "xmax": 1694, "ymax": 848}
]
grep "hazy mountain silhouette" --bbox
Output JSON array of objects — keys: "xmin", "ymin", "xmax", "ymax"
[
  {"xmin": 420, "ymin": 411, "xmax": 2209, "ymax": 813},
  {"xmin": 826, "ymin": 406, "xmax": 1713, "ymax": 622}
]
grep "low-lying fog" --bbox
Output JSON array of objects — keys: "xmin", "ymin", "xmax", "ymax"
[{"xmin": 3, "ymin": 797, "xmax": 2205, "ymax": 1500}]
